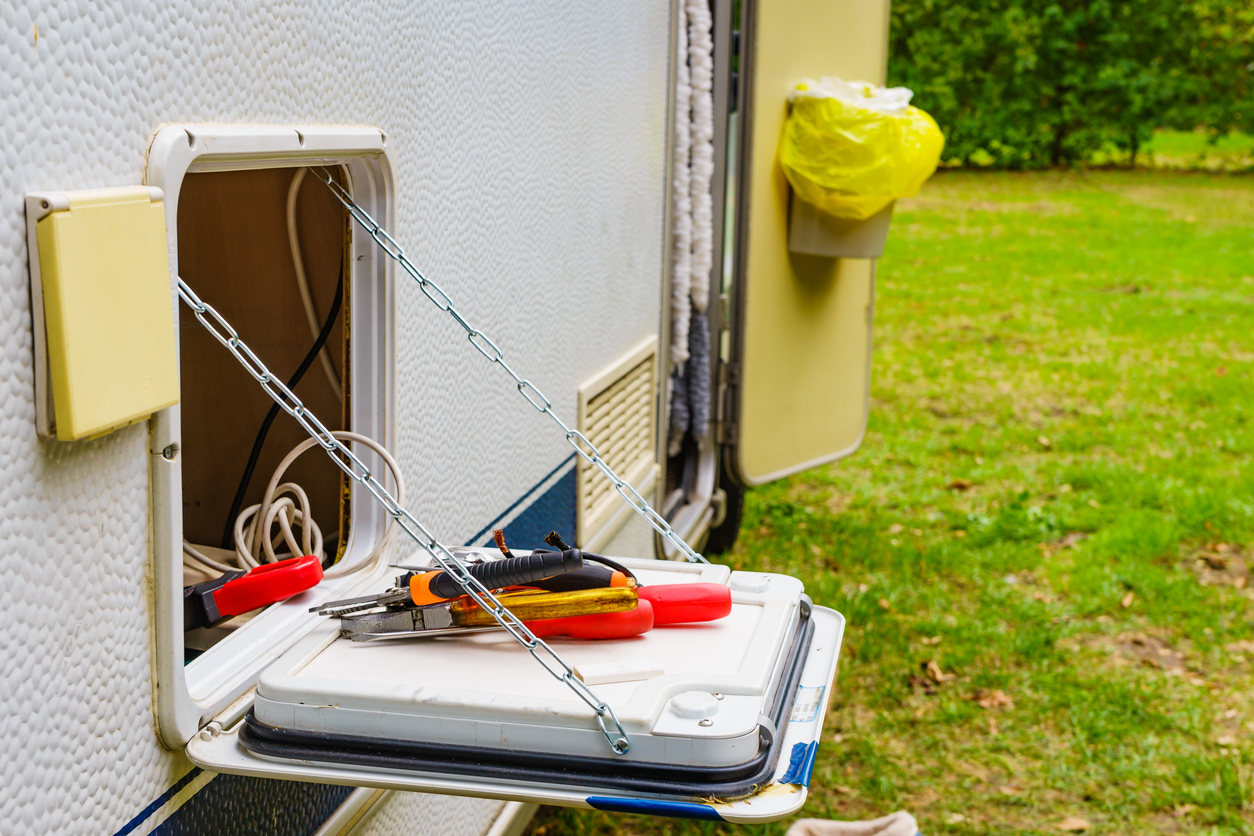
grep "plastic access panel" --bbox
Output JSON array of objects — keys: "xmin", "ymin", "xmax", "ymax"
[
  {"xmin": 25, "ymin": 187, "xmax": 179, "ymax": 440},
  {"xmin": 187, "ymin": 558, "xmax": 845, "ymax": 823}
]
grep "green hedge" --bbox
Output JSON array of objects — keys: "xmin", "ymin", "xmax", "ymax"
[{"xmin": 888, "ymin": 0, "xmax": 1254, "ymax": 168}]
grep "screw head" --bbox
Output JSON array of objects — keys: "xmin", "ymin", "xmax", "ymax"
[
  {"xmin": 162, "ymin": 443, "xmax": 178, "ymax": 460},
  {"xmin": 40, "ymin": 200, "xmax": 49, "ymax": 209},
  {"xmin": 698, "ymin": 718, "xmax": 714, "ymax": 727}
]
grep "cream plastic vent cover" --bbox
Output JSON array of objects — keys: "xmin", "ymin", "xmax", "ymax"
[{"xmin": 577, "ymin": 337, "xmax": 659, "ymax": 549}]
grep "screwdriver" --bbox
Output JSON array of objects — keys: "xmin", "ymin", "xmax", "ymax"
[
  {"xmin": 316, "ymin": 549, "xmax": 586, "ymax": 616},
  {"xmin": 340, "ymin": 586, "xmax": 639, "ymax": 639},
  {"xmin": 347, "ymin": 582, "xmax": 732, "ymax": 641}
]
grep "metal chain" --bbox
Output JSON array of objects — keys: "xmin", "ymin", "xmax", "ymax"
[
  {"xmin": 313, "ymin": 168, "xmax": 709, "ymax": 565},
  {"xmin": 176, "ymin": 277, "xmax": 631, "ymax": 755}
]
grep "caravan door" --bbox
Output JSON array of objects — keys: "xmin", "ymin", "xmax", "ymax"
[{"xmin": 722, "ymin": 0, "xmax": 890, "ymax": 486}]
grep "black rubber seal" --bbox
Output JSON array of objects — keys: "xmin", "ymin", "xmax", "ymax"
[{"xmin": 240, "ymin": 604, "xmax": 814, "ymax": 800}]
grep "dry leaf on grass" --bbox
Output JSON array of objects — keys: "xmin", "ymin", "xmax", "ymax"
[
  {"xmin": 1171, "ymin": 804, "xmax": 1195, "ymax": 818},
  {"xmin": 878, "ymin": 598, "xmax": 892, "ymax": 610},
  {"xmin": 945, "ymin": 478, "xmax": 974, "ymax": 491},
  {"xmin": 922, "ymin": 635, "xmax": 943, "ymax": 646},
  {"xmin": 1202, "ymin": 552, "xmax": 1229, "ymax": 569},
  {"xmin": 1057, "ymin": 817, "xmax": 1090, "ymax": 831},
  {"xmin": 925, "ymin": 660, "xmax": 955, "ymax": 683},
  {"xmin": 969, "ymin": 688, "xmax": 1014, "ymax": 709},
  {"xmin": 1039, "ymin": 532, "xmax": 1088, "ymax": 556},
  {"xmin": 997, "ymin": 785, "xmax": 1022, "ymax": 796},
  {"xmin": 833, "ymin": 785, "xmax": 857, "ymax": 795},
  {"xmin": 1121, "ymin": 591, "xmax": 1135, "ymax": 608}
]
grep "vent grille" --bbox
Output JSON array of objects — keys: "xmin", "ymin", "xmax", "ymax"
[{"xmin": 577, "ymin": 339, "xmax": 658, "ymax": 546}]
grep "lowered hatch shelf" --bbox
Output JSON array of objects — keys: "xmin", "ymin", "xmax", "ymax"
[{"xmin": 186, "ymin": 558, "xmax": 845, "ymax": 823}]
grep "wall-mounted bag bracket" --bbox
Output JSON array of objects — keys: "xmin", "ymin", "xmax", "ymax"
[{"xmin": 25, "ymin": 187, "xmax": 179, "ymax": 440}]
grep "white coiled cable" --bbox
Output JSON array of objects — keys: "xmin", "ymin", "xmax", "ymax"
[{"xmin": 182, "ymin": 431, "xmax": 405, "ymax": 580}]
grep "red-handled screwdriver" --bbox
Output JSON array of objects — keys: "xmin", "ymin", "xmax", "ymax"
[
  {"xmin": 344, "ymin": 582, "xmax": 732, "ymax": 642},
  {"xmin": 523, "ymin": 583, "xmax": 731, "ymax": 639}
]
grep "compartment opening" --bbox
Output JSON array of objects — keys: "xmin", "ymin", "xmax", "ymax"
[{"xmin": 177, "ymin": 166, "xmax": 349, "ymax": 657}]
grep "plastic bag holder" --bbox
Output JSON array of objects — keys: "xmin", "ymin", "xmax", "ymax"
[{"xmin": 788, "ymin": 196, "xmax": 895, "ymax": 259}]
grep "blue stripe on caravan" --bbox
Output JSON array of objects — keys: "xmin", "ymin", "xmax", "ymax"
[
  {"xmin": 487, "ymin": 467, "xmax": 576, "ymax": 551},
  {"xmin": 150, "ymin": 774, "xmax": 350, "ymax": 835},
  {"xmin": 112, "ymin": 768, "xmax": 203, "ymax": 836},
  {"xmin": 586, "ymin": 796, "xmax": 725, "ymax": 821},
  {"xmin": 465, "ymin": 454, "xmax": 577, "ymax": 549}
]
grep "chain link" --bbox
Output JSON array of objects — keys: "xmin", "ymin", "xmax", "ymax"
[
  {"xmin": 176, "ymin": 277, "xmax": 631, "ymax": 755},
  {"xmin": 315, "ymin": 168, "xmax": 709, "ymax": 565}
]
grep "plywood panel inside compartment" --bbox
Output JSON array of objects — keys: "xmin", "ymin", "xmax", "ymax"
[{"xmin": 177, "ymin": 168, "xmax": 347, "ymax": 552}]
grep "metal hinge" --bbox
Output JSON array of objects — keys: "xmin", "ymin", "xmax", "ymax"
[{"xmin": 714, "ymin": 361, "xmax": 739, "ymax": 445}]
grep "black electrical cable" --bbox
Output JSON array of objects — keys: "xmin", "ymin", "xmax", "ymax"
[
  {"xmin": 219, "ymin": 265, "xmax": 345, "ymax": 549},
  {"xmin": 580, "ymin": 552, "xmax": 639, "ymax": 586}
]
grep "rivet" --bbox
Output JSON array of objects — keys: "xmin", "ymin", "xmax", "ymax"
[
  {"xmin": 698, "ymin": 718, "xmax": 713, "ymax": 727},
  {"xmin": 40, "ymin": 200, "xmax": 49, "ymax": 209},
  {"xmin": 714, "ymin": 693, "xmax": 724, "ymax": 700},
  {"xmin": 162, "ymin": 444, "xmax": 179, "ymax": 460}
]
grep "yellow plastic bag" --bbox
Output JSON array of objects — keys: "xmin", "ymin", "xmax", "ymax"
[{"xmin": 779, "ymin": 78, "xmax": 944, "ymax": 221}]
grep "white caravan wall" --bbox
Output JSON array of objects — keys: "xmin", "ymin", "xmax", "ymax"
[{"xmin": 0, "ymin": 2, "xmax": 670, "ymax": 834}]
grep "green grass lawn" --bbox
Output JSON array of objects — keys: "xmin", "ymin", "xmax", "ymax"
[
  {"xmin": 1142, "ymin": 131, "xmax": 1254, "ymax": 170},
  {"xmin": 1084, "ymin": 130, "xmax": 1254, "ymax": 171},
  {"xmin": 528, "ymin": 170, "xmax": 1254, "ymax": 836}
]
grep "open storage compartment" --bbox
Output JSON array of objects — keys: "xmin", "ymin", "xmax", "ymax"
[
  {"xmin": 147, "ymin": 125, "xmax": 397, "ymax": 748},
  {"xmin": 176, "ymin": 165, "xmax": 351, "ymax": 656}
]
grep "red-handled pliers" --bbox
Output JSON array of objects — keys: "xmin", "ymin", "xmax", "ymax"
[{"xmin": 184, "ymin": 555, "xmax": 324, "ymax": 632}]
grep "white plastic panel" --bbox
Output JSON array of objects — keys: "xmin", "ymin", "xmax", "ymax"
[
  {"xmin": 187, "ymin": 605, "xmax": 845, "ymax": 825},
  {"xmin": 251, "ymin": 560, "xmax": 786, "ymax": 767}
]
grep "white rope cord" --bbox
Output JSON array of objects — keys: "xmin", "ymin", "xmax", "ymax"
[
  {"xmin": 287, "ymin": 167, "xmax": 343, "ymax": 401},
  {"xmin": 181, "ymin": 431, "xmax": 405, "ymax": 580},
  {"xmin": 686, "ymin": 0, "xmax": 715, "ymax": 315},
  {"xmin": 181, "ymin": 539, "xmax": 236, "ymax": 574},
  {"xmin": 669, "ymin": 13, "xmax": 693, "ymax": 372}
]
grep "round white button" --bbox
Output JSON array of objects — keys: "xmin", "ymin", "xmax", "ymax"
[
  {"xmin": 670, "ymin": 691, "xmax": 721, "ymax": 719},
  {"xmin": 729, "ymin": 573, "xmax": 770, "ymax": 593}
]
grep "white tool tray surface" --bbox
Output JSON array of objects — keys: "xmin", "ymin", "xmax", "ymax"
[
  {"xmin": 253, "ymin": 559, "xmax": 798, "ymax": 763},
  {"xmin": 187, "ymin": 558, "xmax": 846, "ymax": 822}
]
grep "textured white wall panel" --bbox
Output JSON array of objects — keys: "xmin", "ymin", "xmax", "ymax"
[
  {"xmin": 0, "ymin": 1, "xmax": 669, "ymax": 833},
  {"xmin": 354, "ymin": 791, "xmax": 505, "ymax": 836}
]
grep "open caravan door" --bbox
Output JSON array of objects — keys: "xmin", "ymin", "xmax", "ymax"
[{"xmin": 722, "ymin": 0, "xmax": 891, "ymax": 486}]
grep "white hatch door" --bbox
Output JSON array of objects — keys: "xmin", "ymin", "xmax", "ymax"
[{"xmin": 186, "ymin": 558, "xmax": 845, "ymax": 824}]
